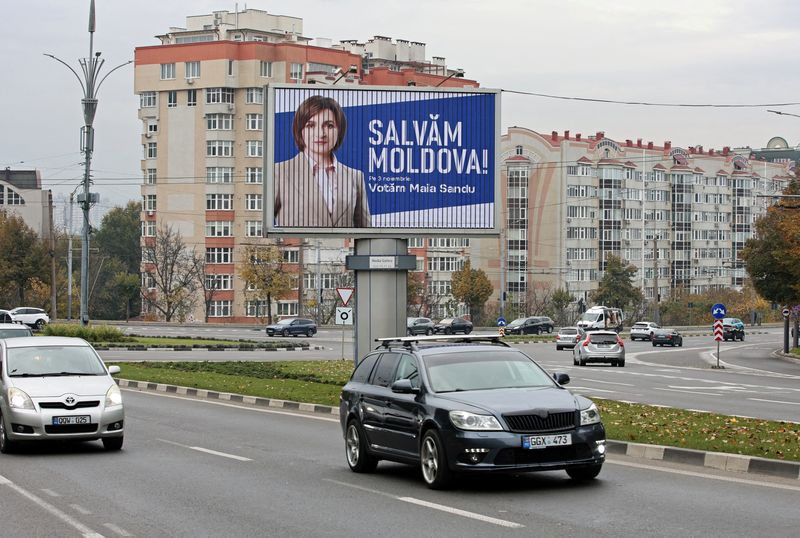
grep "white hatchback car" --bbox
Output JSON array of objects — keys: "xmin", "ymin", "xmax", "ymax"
[
  {"xmin": 629, "ymin": 321, "xmax": 660, "ymax": 341},
  {"xmin": 0, "ymin": 336, "xmax": 124, "ymax": 453},
  {"xmin": 9, "ymin": 307, "xmax": 50, "ymax": 330}
]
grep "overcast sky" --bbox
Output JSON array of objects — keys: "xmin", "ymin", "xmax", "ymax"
[{"xmin": 3, "ymin": 0, "xmax": 800, "ymax": 225}]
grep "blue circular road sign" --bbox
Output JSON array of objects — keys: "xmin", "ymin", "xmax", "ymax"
[
  {"xmin": 711, "ymin": 303, "xmax": 727, "ymax": 319},
  {"xmin": 497, "ymin": 317, "xmax": 507, "ymax": 327}
]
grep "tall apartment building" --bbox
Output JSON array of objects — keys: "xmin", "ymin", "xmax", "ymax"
[
  {"xmin": 134, "ymin": 8, "xmax": 477, "ymax": 322},
  {"xmin": 469, "ymin": 128, "xmax": 792, "ymax": 316}
]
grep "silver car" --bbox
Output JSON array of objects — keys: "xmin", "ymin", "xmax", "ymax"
[
  {"xmin": 0, "ymin": 323, "xmax": 33, "ymax": 339},
  {"xmin": 0, "ymin": 337, "xmax": 124, "ymax": 453},
  {"xmin": 573, "ymin": 331, "xmax": 626, "ymax": 367}
]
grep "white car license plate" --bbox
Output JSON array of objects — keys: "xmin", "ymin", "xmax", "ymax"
[
  {"xmin": 52, "ymin": 416, "xmax": 90, "ymax": 426},
  {"xmin": 522, "ymin": 433, "xmax": 572, "ymax": 449}
]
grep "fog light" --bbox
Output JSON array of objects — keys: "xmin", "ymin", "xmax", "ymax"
[
  {"xmin": 596, "ymin": 440, "xmax": 606, "ymax": 455},
  {"xmin": 108, "ymin": 421, "xmax": 123, "ymax": 431},
  {"xmin": 463, "ymin": 448, "xmax": 490, "ymax": 465}
]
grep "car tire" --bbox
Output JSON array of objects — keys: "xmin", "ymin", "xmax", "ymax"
[
  {"xmin": 652, "ymin": 342, "xmax": 656, "ymax": 347},
  {"xmin": 444, "ymin": 328, "xmax": 453, "ymax": 335},
  {"xmin": 425, "ymin": 328, "xmax": 433, "ymax": 336},
  {"xmin": 740, "ymin": 333, "xmax": 745, "ymax": 342},
  {"xmin": 345, "ymin": 419, "xmax": 378, "ymax": 473},
  {"xmin": 34, "ymin": 319, "xmax": 46, "ymax": 331},
  {"xmin": 547, "ymin": 327, "xmax": 553, "ymax": 333},
  {"xmin": 0, "ymin": 413, "xmax": 17, "ymax": 454},
  {"xmin": 464, "ymin": 328, "xmax": 472, "ymax": 335},
  {"xmin": 578, "ymin": 357, "xmax": 586, "ymax": 366},
  {"xmin": 282, "ymin": 329, "xmax": 289, "ymax": 337},
  {"xmin": 556, "ymin": 346, "xmax": 562, "ymax": 351},
  {"xmin": 679, "ymin": 340, "xmax": 683, "ymax": 347},
  {"xmin": 619, "ymin": 360, "xmax": 625, "ymax": 367},
  {"xmin": 102, "ymin": 436, "xmax": 124, "ymax": 451},
  {"xmin": 420, "ymin": 429, "xmax": 453, "ymax": 490},
  {"xmin": 567, "ymin": 463, "xmax": 603, "ymax": 481},
  {"xmin": 306, "ymin": 329, "xmax": 314, "ymax": 337}
]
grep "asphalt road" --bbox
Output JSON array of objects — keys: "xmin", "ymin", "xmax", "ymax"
[{"xmin": 1, "ymin": 390, "xmax": 798, "ymax": 537}]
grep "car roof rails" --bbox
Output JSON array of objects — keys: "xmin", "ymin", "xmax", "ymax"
[{"xmin": 375, "ymin": 334, "xmax": 510, "ymax": 350}]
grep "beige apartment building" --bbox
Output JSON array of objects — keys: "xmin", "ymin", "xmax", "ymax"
[{"xmin": 0, "ymin": 168, "xmax": 53, "ymax": 240}]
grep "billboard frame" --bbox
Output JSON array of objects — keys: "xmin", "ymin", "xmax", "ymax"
[{"xmin": 263, "ymin": 83, "xmax": 501, "ymax": 238}]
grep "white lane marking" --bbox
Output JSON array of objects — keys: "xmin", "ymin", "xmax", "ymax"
[
  {"xmin": 608, "ymin": 459, "xmax": 800, "ymax": 492},
  {"xmin": 70, "ymin": 504, "xmax": 93, "ymax": 515},
  {"xmin": 568, "ymin": 386, "xmax": 617, "ymax": 393},
  {"xmin": 748, "ymin": 398, "xmax": 800, "ymax": 406},
  {"xmin": 41, "ymin": 488, "xmax": 61, "ymax": 497},
  {"xmin": 0, "ymin": 473, "xmax": 104, "ymax": 537},
  {"xmin": 323, "ymin": 479, "xmax": 523, "ymax": 529},
  {"xmin": 583, "ymin": 379, "xmax": 634, "ymax": 386},
  {"xmin": 156, "ymin": 438, "xmax": 252, "ymax": 461},
  {"xmin": 398, "ymin": 497, "xmax": 525, "ymax": 529},
  {"xmin": 103, "ymin": 523, "xmax": 133, "ymax": 537},
  {"xmin": 655, "ymin": 388, "xmax": 721, "ymax": 397}
]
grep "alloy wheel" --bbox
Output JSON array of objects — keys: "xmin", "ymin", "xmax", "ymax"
[
  {"xmin": 421, "ymin": 436, "xmax": 439, "ymax": 484},
  {"xmin": 346, "ymin": 424, "xmax": 361, "ymax": 467}
]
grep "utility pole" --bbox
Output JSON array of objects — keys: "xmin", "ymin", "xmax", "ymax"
[
  {"xmin": 67, "ymin": 193, "xmax": 74, "ymax": 320},
  {"xmin": 45, "ymin": 0, "xmax": 131, "ymax": 326},
  {"xmin": 48, "ymin": 191, "xmax": 57, "ymax": 320}
]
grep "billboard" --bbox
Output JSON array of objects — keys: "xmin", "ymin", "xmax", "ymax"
[{"xmin": 265, "ymin": 85, "xmax": 500, "ymax": 236}]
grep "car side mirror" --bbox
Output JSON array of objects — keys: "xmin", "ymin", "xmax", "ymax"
[
  {"xmin": 108, "ymin": 365, "xmax": 121, "ymax": 375},
  {"xmin": 391, "ymin": 379, "xmax": 419, "ymax": 394},
  {"xmin": 553, "ymin": 372, "xmax": 570, "ymax": 385}
]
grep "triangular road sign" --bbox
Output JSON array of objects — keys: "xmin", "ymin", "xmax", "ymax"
[{"xmin": 337, "ymin": 287, "xmax": 354, "ymax": 306}]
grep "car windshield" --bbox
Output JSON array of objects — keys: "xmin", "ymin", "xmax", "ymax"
[
  {"xmin": 589, "ymin": 334, "xmax": 618, "ymax": 345},
  {"xmin": 580, "ymin": 312, "xmax": 601, "ymax": 322},
  {"xmin": 559, "ymin": 328, "xmax": 578, "ymax": 335},
  {"xmin": 0, "ymin": 328, "xmax": 32, "ymax": 338},
  {"xmin": 6, "ymin": 346, "xmax": 106, "ymax": 377},
  {"xmin": 423, "ymin": 350, "xmax": 556, "ymax": 392},
  {"xmin": 507, "ymin": 318, "xmax": 526, "ymax": 327}
]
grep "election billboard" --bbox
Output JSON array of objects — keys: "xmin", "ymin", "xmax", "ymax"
[{"xmin": 265, "ymin": 84, "xmax": 500, "ymax": 236}]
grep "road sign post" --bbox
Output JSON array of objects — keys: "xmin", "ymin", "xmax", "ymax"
[
  {"xmin": 784, "ymin": 307, "xmax": 791, "ymax": 354},
  {"xmin": 335, "ymin": 305, "xmax": 353, "ymax": 360},
  {"xmin": 713, "ymin": 319, "xmax": 724, "ymax": 368}
]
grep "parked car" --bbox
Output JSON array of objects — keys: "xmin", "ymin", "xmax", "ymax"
[
  {"xmin": 0, "ymin": 310, "xmax": 13, "ymax": 324},
  {"xmin": 722, "ymin": 317, "xmax": 745, "ymax": 341},
  {"xmin": 406, "ymin": 317, "xmax": 435, "ymax": 336},
  {"xmin": 0, "ymin": 336, "xmax": 125, "ymax": 453},
  {"xmin": 555, "ymin": 326, "xmax": 586, "ymax": 350},
  {"xmin": 265, "ymin": 318, "xmax": 317, "ymax": 337},
  {"xmin": 630, "ymin": 321, "xmax": 660, "ymax": 341},
  {"xmin": 505, "ymin": 316, "xmax": 555, "ymax": 335},
  {"xmin": 573, "ymin": 330, "xmax": 625, "ymax": 367},
  {"xmin": 340, "ymin": 335, "xmax": 606, "ymax": 489},
  {"xmin": 8, "ymin": 307, "xmax": 50, "ymax": 330},
  {"xmin": 433, "ymin": 317, "xmax": 473, "ymax": 335},
  {"xmin": 0, "ymin": 323, "xmax": 33, "ymax": 339},
  {"xmin": 652, "ymin": 328, "xmax": 683, "ymax": 347}
]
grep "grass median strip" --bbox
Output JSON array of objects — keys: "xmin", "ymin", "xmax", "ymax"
[{"xmin": 111, "ymin": 360, "xmax": 800, "ymax": 463}]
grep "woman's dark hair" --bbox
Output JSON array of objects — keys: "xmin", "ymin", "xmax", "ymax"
[{"xmin": 292, "ymin": 95, "xmax": 347, "ymax": 152}]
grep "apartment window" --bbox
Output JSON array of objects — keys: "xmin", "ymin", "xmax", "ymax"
[
  {"xmin": 515, "ymin": 145, "xmax": 523, "ymax": 156},
  {"xmin": 205, "ymin": 274, "xmax": 233, "ymax": 291},
  {"xmin": 143, "ymin": 272, "xmax": 156, "ymax": 290},
  {"xmin": 427, "ymin": 256, "xmax": 463, "ymax": 272},
  {"xmin": 290, "ymin": 63, "xmax": 304, "ymax": 80},
  {"xmin": 6, "ymin": 188, "xmax": 25, "ymax": 206},
  {"xmin": 246, "ymin": 167, "xmax": 263, "ymax": 184},
  {"xmin": 205, "ymin": 87, "xmax": 235, "ymax": 104},
  {"xmin": 260, "ymin": 61, "xmax": 272, "ymax": 77},
  {"xmin": 245, "ymin": 300, "xmax": 269, "ymax": 317},
  {"xmin": 185, "ymin": 61, "xmax": 201, "ymax": 79},
  {"xmin": 428, "ymin": 238, "xmax": 469, "ymax": 248},
  {"xmin": 246, "ymin": 220, "xmax": 263, "ymax": 237},
  {"xmin": 206, "ymin": 167, "xmax": 234, "ymax": 183},
  {"xmin": 246, "ymin": 113, "xmax": 263, "ymax": 130},
  {"xmin": 145, "ymin": 142, "xmax": 157, "ymax": 159},
  {"xmin": 246, "ymin": 140, "xmax": 263, "ymax": 157},
  {"xmin": 145, "ymin": 168, "xmax": 157, "ymax": 184},
  {"xmin": 141, "ymin": 221, "xmax": 156, "ymax": 237},
  {"xmin": 206, "ymin": 247, "xmax": 233, "ymax": 264},
  {"xmin": 282, "ymin": 250, "xmax": 299, "ymax": 263},
  {"xmin": 206, "ymin": 140, "xmax": 234, "ymax": 157},
  {"xmin": 143, "ymin": 194, "xmax": 157, "ymax": 211},
  {"xmin": 408, "ymin": 237, "xmax": 424, "ymax": 248},
  {"xmin": 206, "ymin": 113, "xmax": 233, "ymax": 130},
  {"xmin": 428, "ymin": 280, "xmax": 452, "ymax": 295},
  {"xmin": 206, "ymin": 194, "xmax": 233, "ymax": 210},
  {"xmin": 160, "ymin": 63, "xmax": 176, "ymax": 80},
  {"xmin": 205, "ymin": 221, "xmax": 233, "ymax": 237},
  {"xmin": 245, "ymin": 194, "xmax": 262, "ymax": 211},
  {"xmin": 246, "ymin": 87, "xmax": 264, "ymax": 104},
  {"xmin": 147, "ymin": 122, "xmax": 158, "ymax": 134},
  {"xmin": 187, "ymin": 89, "xmax": 197, "ymax": 107},
  {"xmin": 228, "ymin": 60, "xmax": 234, "ymax": 76},
  {"xmin": 209, "ymin": 300, "xmax": 232, "ymax": 317},
  {"xmin": 167, "ymin": 91, "xmax": 177, "ymax": 108},
  {"xmin": 277, "ymin": 302, "xmax": 298, "ymax": 317},
  {"xmin": 140, "ymin": 92, "xmax": 156, "ymax": 108}
]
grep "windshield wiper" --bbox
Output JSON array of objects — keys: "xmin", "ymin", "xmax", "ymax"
[
  {"xmin": 437, "ymin": 388, "xmax": 468, "ymax": 393},
  {"xmin": 40, "ymin": 371, "xmax": 98, "ymax": 377}
]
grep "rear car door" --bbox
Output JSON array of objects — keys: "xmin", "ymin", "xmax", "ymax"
[{"xmin": 361, "ymin": 352, "xmax": 402, "ymax": 450}]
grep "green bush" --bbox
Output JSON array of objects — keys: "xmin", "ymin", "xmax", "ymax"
[{"xmin": 42, "ymin": 323, "xmax": 133, "ymax": 343}]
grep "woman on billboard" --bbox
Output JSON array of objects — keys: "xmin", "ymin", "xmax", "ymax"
[{"xmin": 274, "ymin": 95, "xmax": 371, "ymax": 228}]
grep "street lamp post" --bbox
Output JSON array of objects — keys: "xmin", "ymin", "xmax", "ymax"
[{"xmin": 44, "ymin": 0, "xmax": 130, "ymax": 326}]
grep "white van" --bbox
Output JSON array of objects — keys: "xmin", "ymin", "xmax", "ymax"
[{"xmin": 576, "ymin": 306, "xmax": 624, "ymax": 333}]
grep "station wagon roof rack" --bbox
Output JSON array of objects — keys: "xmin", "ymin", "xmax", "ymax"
[{"xmin": 375, "ymin": 334, "xmax": 510, "ymax": 350}]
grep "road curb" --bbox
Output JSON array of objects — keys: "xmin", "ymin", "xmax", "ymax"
[{"xmin": 118, "ymin": 378, "xmax": 799, "ymax": 481}]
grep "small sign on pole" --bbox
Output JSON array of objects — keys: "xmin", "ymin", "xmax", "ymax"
[
  {"xmin": 335, "ymin": 307, "xmax": 353, "ymax": 325},
  {"xmin": 336, "ymin": 287, "xmax": 354, "ymax": 306}
]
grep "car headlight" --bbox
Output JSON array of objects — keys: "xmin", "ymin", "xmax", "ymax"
[
  {"xmin": 105, "ymin": 384, "xmax": 123, "ymax": 407},
  {"xmin": 580, "ymin": 403, "xmax": 601, "ymax": 425},
  {"xmin": 8, "ymin": 387, "xmax": 34, "ymax": 410},
  {"xmin": 449, "ymin": 410, "xmax": 503, "ymax": 431}
]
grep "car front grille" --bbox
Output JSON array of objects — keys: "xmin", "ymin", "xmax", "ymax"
[
  {"xmin": 503, "ymin": 411, "xmax": 577, "ymax": 433},
  {"xmin": 44, "ymin": 424, "xmax": 98, "ymax": 434},
  {"xmin": 39, "ymin": 401, "xmax": 100, "ymax": 410},
  {"xmin": 495, "ymin": 444, "xmax": 593, "ymax": 465}
]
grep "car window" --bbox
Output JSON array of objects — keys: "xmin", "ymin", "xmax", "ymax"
[
  {"xmin": 589, "ymin": 334, "xmax": 618, "ymax": 344},
  {"xmin": 560, "ymin": 328, "xmax": 577, "ymax": 335},
  {"xmin": 0, "ymin": 328, "xmax": 32, "ymax": 338},
  {"xmin": 7, "ymin": 346, "xmax": 106, "ymax": 377},
  {"xmin": 351, "ymin": 353, "xmax": 380, "ymax": 383},
  {"xmin": 393, "ymin": 354, "xmax": 420, "ymax": 388},
  {"xmin": 371, "ymin": 352, "xmax": 401, "ymax": 387},
  {"xmin": 424, "ymin": 350, "xmax": 555, "ymax": 392}
]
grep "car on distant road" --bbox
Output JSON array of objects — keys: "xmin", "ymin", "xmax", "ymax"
[
  {"xmin": 340, "ymin": 334, "xmax": 606, "ymax": 489},
  {"xmin": 651, "ymin": 328, "xmax": 683, "ymax": 347},
  {"xmin": 265, "ymin": 318, "xmax": 317, "ymax": 337},
  {"xmin": 721, "ymin": 317, "xmax": 745, "ymax": 341},
  {"xmin": 630, "ymin": 321, "xmax": 660, "ymax": 341},
  {"xmin": 0, "ymin": 310, "xmax": 13, "ymax": 324},
  {"xmin": 8, "ymin": 307, "xmax": 50, "ymax": 330},
  {"xmin": 406, "ymin": 317, "xmax": 435, "ymax": 336},
  {"xmin": 0, "ymin": 323, "xmax": 33, "ymax": 339},
  {"xmin": 573, "ymin": 330, "xmax": 625, "ymax": 367},
  {"xmin": 433, "ymin": 317, "xmax": 473, "ymax": 335},
  {"xmin": 505, "ymin": 316, "xmax": 555, "ymax": 335},
  {"xmin": 0, "ymin": 336, "xmax": 124, "ymax": 453},
  {"xmin": 555, "ymin": 326, "xmax": 586, "ymax": 350}
]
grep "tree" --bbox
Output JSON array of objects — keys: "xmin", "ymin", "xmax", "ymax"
[
  {"xmin": 141, "ymin": 225, "xmax": 201, "ymax": 322},
  {"xmin": 590, "ymin": 255, "xmax": 644, "ymax": 311},
  {"xmin": 549, "ymin": 288, "xmax": 575, "ymax": 326},
  {"xmin": 0, "ymin": 211, "xmax": 49, "ymax": 306},
  {"xmin": 94, "ymin": 201, "xmax": 142, "ymax": 275},
  {"xmin": 451, "ymin": 260, "xmax": 493, "ymax": 323},
  {"xmin": 238, "ymin": 245, "xmax": 293, "ymax": 324}
]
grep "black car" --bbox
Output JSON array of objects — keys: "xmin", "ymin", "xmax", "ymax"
[
  {"xmin": 340, "ymin": 335, "xmax": 606, "ymax": 489},
  {"xmin": 651, "ymin": 328, "xmax": 683, "ymax": 347},
  {"xmin": 721, "ymin": 317, "xmax": 745, "ymax": 341},
  {"xmin": 505, "ymin": 316, "xmax": 555, "ymax": 335},
  {"xmin": 407, "ymin": 317, "xmax": 435, "ymax": 336},
  {"xmin": 265, "ymin": 318, "xmax": 317, "ymax": 337},
  {"xmin": 433, "ymin": 317, "xmax": 473, "ymax": 334}
]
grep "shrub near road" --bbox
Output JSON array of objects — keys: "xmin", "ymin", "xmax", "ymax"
[{"xmin": 112, "ymin": 361, "xmax": 800, "ymax": 463}]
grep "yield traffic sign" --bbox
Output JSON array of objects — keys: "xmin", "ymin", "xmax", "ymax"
[
  {"xmin": 336, "ymin": 287, "xmax": 354, "ymax": 306},
  {"xmin": 713, "ymin": 320, "xmax": 723, "ymax": 341}
]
